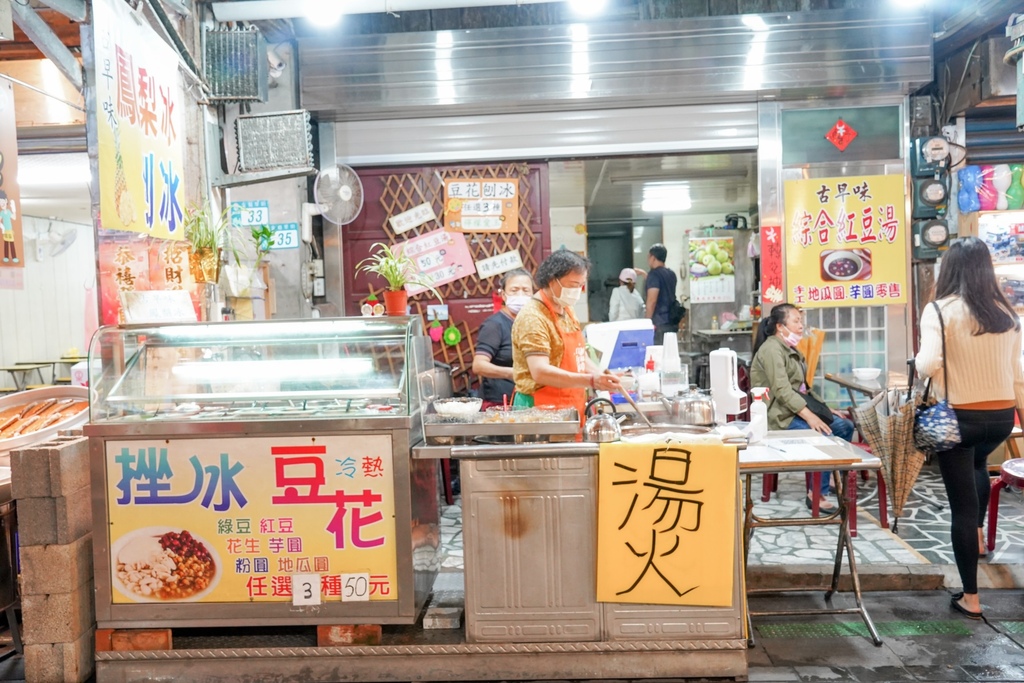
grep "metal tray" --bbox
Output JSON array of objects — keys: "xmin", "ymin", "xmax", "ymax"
[{"xmin": 424, "ymin": 417, "xmax": 579, "ymax": 445}]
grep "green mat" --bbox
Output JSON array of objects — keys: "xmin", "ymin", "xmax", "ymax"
[{"xmin": 757, "ymin": 620, "xmax": 972, "ymax": 638}]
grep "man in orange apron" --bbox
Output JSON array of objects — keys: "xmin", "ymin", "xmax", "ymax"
[{"xmin": 511, "ymin": 250, "xmax": 621, "ymax": 419}]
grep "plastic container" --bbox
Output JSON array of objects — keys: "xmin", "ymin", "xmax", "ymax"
[
  {"xmin": 748, "ymin": 387, "xmax": 768, "ymax": 443},
  {"xmin": 711, "ymin": 315, "xmax": 719, "ymax": 331}
]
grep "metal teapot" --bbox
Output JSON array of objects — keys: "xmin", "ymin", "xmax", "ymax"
[
  {"xmin": 658, "ymin": 385, "xmax": 716, "ymax": 427},
  {"xmin": 582, "ymin": 397, "xmax": 622, "ymax": 443}
]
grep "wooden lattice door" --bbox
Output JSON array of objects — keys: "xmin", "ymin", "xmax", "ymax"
[{"xmin": 343, "ymin": 162, "xmax": 551, "ymax": 394}]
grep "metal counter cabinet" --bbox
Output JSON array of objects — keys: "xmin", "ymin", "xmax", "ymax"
[{"xmin": 462, "ymin": 455, "xmax": 600, "ymax": 643}]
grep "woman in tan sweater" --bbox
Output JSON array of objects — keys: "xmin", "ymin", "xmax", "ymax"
[{"xmin": 916, "ymin": 237, "xmax": 1024, "ymax": 620}]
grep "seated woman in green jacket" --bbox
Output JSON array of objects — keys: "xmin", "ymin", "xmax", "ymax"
[{"xmin": 750, "ymin": 303, "xmax": 854, "ymax": 513}]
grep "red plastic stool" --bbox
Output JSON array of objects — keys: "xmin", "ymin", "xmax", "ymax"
[{"xmin": 987, "ymin": 458, "xmax": 1024, "ymax": 552}]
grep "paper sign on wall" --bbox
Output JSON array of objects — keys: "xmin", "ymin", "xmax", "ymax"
[
  {"xmin": 596, "ymin": 442, "xmax": 737, "ymax": 607},
  {"xmin": 389, "ymin": 203, "xmax": 437, "ymax": 235},
  {"xmin": 443, "ymin": 178, "xmax": 519, "ymax": 233},
  {"xmin": 474, "ymin": 249, "xmax": 524, "ymax": 279},
  {"xmin": 688, "ymin": 237, "xmax": 735, "ymax": 304},
  {"xmin": 393, "ymin": 229, "xmax": 474, "ymax": 295}
]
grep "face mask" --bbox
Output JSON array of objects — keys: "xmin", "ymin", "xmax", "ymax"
[
  {"xmin": 779, "ymin": 324, "xmax": 802, "ymax": 348},
  {"xmin": 505, "ymin": 295, "xmax": 531, "ymax": 314},
  {"xmin": 555, "ymin": 280, "xmax": 583, "ymax": 308}
]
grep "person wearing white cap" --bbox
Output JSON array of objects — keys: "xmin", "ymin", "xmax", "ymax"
[{"xmin": 609, "ymin": 267, "xmax": 646, "ymax": 322}]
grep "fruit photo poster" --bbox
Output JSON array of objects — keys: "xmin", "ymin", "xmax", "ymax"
[{"xmin": 688, "ymin": 237, "xmax": 735, "ymax": 303}]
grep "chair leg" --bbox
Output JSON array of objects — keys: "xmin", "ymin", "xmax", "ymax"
[
  {"xmin": 441, "ymin": 460, "xmax": 454, "ymax": 506},
  {"xmin": 760, "ymin": 474, "xmax": 774, "ymax": 503},
  {"xmin": 872, "ymin": 473, "xmax": 888, "ymax": 532},
  {"xmin": 860, "ymin": 469, "xmax": 869, "ymax": 482},
  {"xmin": 847, "ymin": 471, "xmax": 858, "ymax": 537},
  {"xmin": 808, "ymin": 472, "xmax": 821, "ymax": 517},
  {"xmin": 988, "ymin": 479, "xmax": 1007, "ymax": 552}
]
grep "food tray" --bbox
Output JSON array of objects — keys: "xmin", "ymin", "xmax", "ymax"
[
  {"xmin": 423, "ymin": 410, "xmax": 579, "ymax": 445},
  {"xmin": 0, "ymin": 386, "xmax": 89, "ymax": 455}
]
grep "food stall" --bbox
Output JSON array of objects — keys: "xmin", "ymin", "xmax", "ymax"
[{"xmin": 85, "ymin": 317, "xmax": 441, "ymax": 627}]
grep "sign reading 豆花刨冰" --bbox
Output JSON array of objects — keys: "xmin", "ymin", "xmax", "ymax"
[
  {"xmin": 105, "ymin": 435, "xmax": 398, "ymax": 604},
  {"xmin": 443, "ymin": 178, "xmax": 519, "ymax": 234},
  {"xmin": 784, "ymin": 175, "xmax": 908, "ymax": 308}
]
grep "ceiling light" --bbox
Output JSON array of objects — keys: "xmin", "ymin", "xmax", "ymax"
[
  {"xmin": 568, "ymin": 0, "xmax": 607, "ymax": 17},
  {"xmin": 890, "ymin": 0, "xmax": 929, "ymax": 6},
  {"xmin": 642, "ymin": 183, "xmax": 692, "ymax": 213},
  {"xmin": 304, "ymin": 0, "xmax": 342, "ymax": 27}
]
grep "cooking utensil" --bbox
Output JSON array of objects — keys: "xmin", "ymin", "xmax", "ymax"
[
  {"xmin": 658, "ymin": 385, "xmax": 716, "ymax": 427},
  {"xmin": 618, "ymin": 388, "xmax": 654, "ymax": 428},
  {"xmin": 582, "ymin": 397, "xmax": 621, "ymax": 443}
]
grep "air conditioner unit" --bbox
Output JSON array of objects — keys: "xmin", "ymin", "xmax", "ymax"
[{"xmin": 205, "ymin": 27, "xmax": 269, "ymax": 103}]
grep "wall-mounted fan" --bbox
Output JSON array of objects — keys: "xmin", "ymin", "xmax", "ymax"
[
  {"xmin": 301, "ymin": 163, "xmax": 364, "ymax": 243},
  {"xmin": 30, "ymin": 224, "xmax": 78, "ymax": 260}
]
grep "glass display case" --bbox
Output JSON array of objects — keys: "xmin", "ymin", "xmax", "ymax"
[
  {"xmin": 85, "ymin": 317, "xmax": 440, "ymax": 629},
  {"xmin": 88, "ymin": 317, "xmax": 432, "ymax": 424}
]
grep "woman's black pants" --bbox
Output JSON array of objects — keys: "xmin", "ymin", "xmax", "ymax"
[{"xmin": 936, "ymin": 407, "xmax": 1015, "ymax": 594}]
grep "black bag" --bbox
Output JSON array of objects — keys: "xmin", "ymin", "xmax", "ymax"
[
  {"xmin": 668, "ymin": 299, "xmax": 686, "ymax": 325},
  {"xmin": 800, "ymin": 391, "xmax": 834, "ymax": 425}
]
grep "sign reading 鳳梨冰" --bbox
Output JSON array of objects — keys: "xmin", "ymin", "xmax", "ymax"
[
  {"xmin": 94, "ymin": 0, "xmax": 187, "ymax": 240},
  {"xmin": 596, "ymin": 442, "xmax": 737, "ymax": 607},
  {"xmin": 783, "ymin": 175, "xmax": 908, "ymax": 308},
  {"xmin": 443, "ymin": 178, "xmax": 519, "ymax": 233},
  {"xmin": 106, "ymin": 435, "xmax": 398, "ymax": 604}
]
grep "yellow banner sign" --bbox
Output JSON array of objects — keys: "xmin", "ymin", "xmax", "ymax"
[
  {"xmin": 106, "ymin": 435, "xmax": 397, "ymax": 604},
  {"xmin": 597, "ymin": 442, "xmax": 737, "ymax": 607},
  {"xmin": 443, "ymin": 178, "xmax": 519, "ymax": 233},
  {"xmin": 784, "ymin": 175, "xmax": 908, "ymax": 308},
  {"xmin": 93, "ymin": 0, "xmax": 186, "ymax": 240}
]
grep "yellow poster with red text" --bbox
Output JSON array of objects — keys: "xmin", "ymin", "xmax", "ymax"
[
  {"xmin": 784, "ymin": 175, "xmax": 908, "ymax": 308},
  {"xmin": 93, "ymin": 0, "xmax": 186, "ymax": 240},
  {"xmin": 106, "ymin": 435, "xmax": 397, "ymax": 604},
  {"xmin": 596, "ymin": 442, "xmax": 737, "ymax": 607}
]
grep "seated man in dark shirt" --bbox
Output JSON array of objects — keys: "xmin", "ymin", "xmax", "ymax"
[{"xmin": 644, "ymin": 243, "xmax": 679, "ymax": 344}]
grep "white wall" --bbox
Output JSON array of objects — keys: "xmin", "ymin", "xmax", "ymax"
[
  {"xmin": 0, "ymin": 216, "xmax": 97, "ymax": 376},
  {"xmin": 548, "ymin": 161, "xmax": 589, "ymax": 322}
]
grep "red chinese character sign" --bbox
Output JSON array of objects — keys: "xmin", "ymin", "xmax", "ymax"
[
  {"xmin": 760, "ymin": 226, "xmax": 784, "ymax": 306},
  {"xmin": 0, "ymin": 81, "xmax": 24, "ymax": 270},
  {"xmin": 93, "ymin": 0, "xmax": 186, "ymax": 240},
  {"xmin": 104, "ymin": 435, "xmax": 398, "ymax": 604},
  {"xmin": 783, "ymin": 175, "xmax": 908, "ymax": 308}
]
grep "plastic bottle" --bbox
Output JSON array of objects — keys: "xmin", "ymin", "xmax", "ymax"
[
  {"xmin": 711, "ymin": 315, "xmax": 719, "ymax": 331},
  {"xmin": 749, "ymin": 387, "xmax": 768, "ymax": 443}
]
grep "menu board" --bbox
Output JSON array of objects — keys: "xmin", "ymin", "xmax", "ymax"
[
  {"xmin": 443, "ymin": 178, "xmax": 519, "ymax": 233},
  {"xmin": 393, "ymin": 228, "xmax": 474, "ymax": 295},
  {"xmin": 688, "ymin": 237, "xmax": 735, "ymax": 303},
  {"xmin": 783, "ymin": 175, "xmax": 908, "ymax": 308}
]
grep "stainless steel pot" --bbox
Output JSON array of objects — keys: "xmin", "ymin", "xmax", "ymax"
[
  {"xmin": 659, "ymin": 385, "xmax": 716, "ymax": 427},
  {"xmin": 583, "ymin": 397, "xmax": 622, "ymax": 443}
]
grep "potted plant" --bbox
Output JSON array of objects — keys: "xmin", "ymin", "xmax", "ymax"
[
  {"xmin": 356, "ymin": 242, "xmax": 442, "ymax": 315},
  {"xmin": 183, "ymin": 204, "xmax": 229, "ymax": 283}
]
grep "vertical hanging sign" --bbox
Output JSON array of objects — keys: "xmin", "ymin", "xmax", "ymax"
[
  {"xmin": 93, "ymin": 0, "xmax": 187, "ymax": 240},
  {"xmin": 0, "ymin": 80, "xmax": 23, "ymax": 269}
]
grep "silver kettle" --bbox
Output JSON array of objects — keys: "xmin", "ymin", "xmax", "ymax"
[
  {"xmin": 583, "ymin": 397, "xmax": 622, "ymax": 443},
  {"xmin": 659, "ymin": 385, "xmax": 716, "ymax": 427}
]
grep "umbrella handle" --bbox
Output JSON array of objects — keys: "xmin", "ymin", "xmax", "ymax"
[{"xmin": 905, "ymin": 358, "xmax": 916, "ymax": 403}]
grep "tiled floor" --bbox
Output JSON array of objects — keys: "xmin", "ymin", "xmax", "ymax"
[{"xmin": 437, "ymin": 462, "xmax": 1024, "ymax": 572}]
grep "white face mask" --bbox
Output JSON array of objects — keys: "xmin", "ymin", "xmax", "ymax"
[
  {"xmin": 555, "ymin": 279, "xmax": 583, "ymax": 308},
  {"xmin": 505, "ymin": 295, "xmax": 531, "ymax": 314}
]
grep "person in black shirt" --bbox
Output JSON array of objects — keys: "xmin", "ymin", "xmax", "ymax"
[
  {"xmin": 644, "ymin": 243, "xmax": 679, "ymax": 344},
  {"xmin": 472, "ymin": 269, "xmax": 535, "ymax": 408}
]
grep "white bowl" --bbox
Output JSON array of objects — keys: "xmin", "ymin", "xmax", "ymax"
[
  {"xmin": 432, "ymin": 397, "xmax": 483, "ymax": 416},
  {"xmin": 110, "ymin": 526, "xmax": 222, "ymax": 603},
  {"xmin": 852, "ymin": 367, "xmax": 881, "ymax": 381}
]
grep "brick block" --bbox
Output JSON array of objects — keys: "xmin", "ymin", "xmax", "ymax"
[
  {"xmin": 17, "ymin": 483, "xmax": 92, "ymax": 546},
  {"xmin": 48, "ymin": 437, "xmax": 90, "ymax": 498},
  {"xmin": 316, "ymin": 624, "xmax": 381, "ymax": 646},
  {"xmin": 110, "ymin": 629, "xmax": 172, "ymax": 651},
  {"xmin": 10, "ymin": 444, "xmax": 52, "ymax": 500},
  {"xmin": 11, "ymin": 437, "xmax": 89, "ymax": 500},
  {"xmin": 94, "ymin": 629, "xmax": 112, "ymax": 652},
  {"xmin": 22, "ymin": 577, "xmax": 94, "ymax": 645},
  {"xmin": 19, "ymin": 534, "xmax": 93, "ymax": 596},
  {"xmin": 24, "ymin": 627, "xmax": 95, "ymax": 683}
]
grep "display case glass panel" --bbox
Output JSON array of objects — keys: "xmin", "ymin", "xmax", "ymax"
[{"xmin": 88, "ymin": 317, "xmax": 430, "ymax": 423}]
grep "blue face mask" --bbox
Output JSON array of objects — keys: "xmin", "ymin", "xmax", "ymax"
[{"xmin": 505, "ymin": 295, "xmax": 531, "ymax": 314}]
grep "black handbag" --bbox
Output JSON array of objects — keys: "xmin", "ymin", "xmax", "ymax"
[
  {"xmin": 800, "ymin": 390, "xmax": 834, "ymax": 425},
  {"xmin": 913, "ymin": 302, "xmax": 962, "ymax": 453}
]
